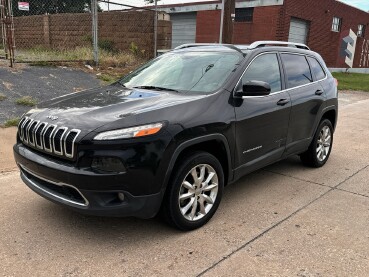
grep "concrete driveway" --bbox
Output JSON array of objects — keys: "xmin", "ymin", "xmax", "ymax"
[{"xmin": 0, "ymin": 91, "xmax": 369, "ymax": 276}]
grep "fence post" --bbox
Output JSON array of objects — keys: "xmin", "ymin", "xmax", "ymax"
[
  {"xmin": 43, "ymin": 15, "xmax": 50, "ymax": 48},
  {"xmin": 91, "ymin": 0, "xmax": 98, "ymax": 65}
]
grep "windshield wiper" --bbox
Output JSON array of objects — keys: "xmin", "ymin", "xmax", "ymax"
[{"xmin": 133, "ymin": 85, "xmax": 178, "ymax": 92}]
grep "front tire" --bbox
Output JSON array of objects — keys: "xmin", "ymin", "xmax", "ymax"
[
  {"xmin": 300, "ymin": 119, "xmax": 334, "ymax": 168},
  {"xmin": 162, "ymin": 151, "xmax": 224, "ymax": 231}
]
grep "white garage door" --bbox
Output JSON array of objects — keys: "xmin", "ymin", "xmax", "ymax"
[
  {"xmin": 171, "ymin": 12, "xmax": 197, "ymax": 49},
  {"xmin": 288, "ymin": 18, "xmax": 310, "ymax": 45}
]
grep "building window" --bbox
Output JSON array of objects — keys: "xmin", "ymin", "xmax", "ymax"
[
  {"xmin": 331, "ymin": 17, "xmax": 342, "ymax": 32},
  {"xmin": 235, "ymin": 8, "xmax": 254, "ymax": 22},
  {"xmin": 358, "ymin": 24, "xmax": 365, "ymax": 37}
]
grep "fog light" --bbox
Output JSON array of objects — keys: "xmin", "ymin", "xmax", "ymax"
[
  {"xmin": 91, "ymin": 157, "xmax": 126, "ymax": 173},
  {"xmin": 118, "ymin": 192, "xmax": 125, "ymax": 202}
]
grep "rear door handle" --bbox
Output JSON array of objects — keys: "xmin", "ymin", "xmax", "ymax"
[
  {"xmin": 277, "ymin": 99, "xmax": 290, "ymax": 106},
  {"xmin": 315, "ymin": 90, "xmax": 324, "ymax": 96}
]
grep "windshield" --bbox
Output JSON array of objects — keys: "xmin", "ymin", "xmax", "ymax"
[{"xmin": 119, "ymin": 51, "xmax": 242, "ymax": 94}]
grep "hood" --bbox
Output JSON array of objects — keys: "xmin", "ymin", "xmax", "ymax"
[{"xmin": 26, "ymin": 83, "xmax": 206, "ymax": 133}]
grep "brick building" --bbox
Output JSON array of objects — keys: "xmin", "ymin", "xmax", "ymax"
[{"xmin": 159, "ymin": 0, "xmax": 369, "ymax": 68}]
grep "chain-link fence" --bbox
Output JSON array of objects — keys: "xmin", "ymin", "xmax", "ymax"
[{"xmin": 0, "ymin": 0, "xmax": 171, "ymax": 66}]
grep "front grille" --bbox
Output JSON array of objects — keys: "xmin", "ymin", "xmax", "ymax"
[{"xmin": 18, "ymin": 116, "xmax": 81, "ymax": 159}]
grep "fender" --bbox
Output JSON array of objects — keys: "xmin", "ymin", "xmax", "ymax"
[
  {"xmin": 313, "ymin": 105, "xmax": 337, "ymax": 136},
  {"xmin": 162, "ymin": 134, "xmax": 233, "ymax": 191}
]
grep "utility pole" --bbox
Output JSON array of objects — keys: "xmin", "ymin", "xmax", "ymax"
[
  {"xmin": 91, "ymin": 0, "xmax": 98, "ymax": 65},
  {"xmin": 154, "ymin": 0, "xmax": 158, "ymax": 57},
  {"xmin": 220, "ymin": 0, "xmax": 235, "ymax": 44}
]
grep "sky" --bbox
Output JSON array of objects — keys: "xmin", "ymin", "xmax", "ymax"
[{"xmin": 100, "ymin": 0, "xmax": 369, "ymax": 12}]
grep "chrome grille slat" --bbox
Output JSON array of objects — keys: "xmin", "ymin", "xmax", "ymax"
[
  {"xmin": 28, "ymin": 120, "xmax": 39, "ymax": 147},
  {"xmin": 52, "ymin": 127, "xmax": 68, "ymax": 156},
  {"xmin": 35, "ymin": 122, "xmax": 48, "ymax": 149},
  {"xmin": 18, "ymin": 117, "xmax": 81, "ymax": 159},
  {"xmin": 22, "ymin": 118, "xmax": 32, "ymax": 144},
  {"xmin": 43, "ymin": 125, "xmax": 56, "ymax": 152},
  {"xmin": 18, "ymin": 117, "xmax": 27, "ymax": 141},
  {"xmin": 64, "ymin": 129, "xmax": 81, "ymax": 158}
]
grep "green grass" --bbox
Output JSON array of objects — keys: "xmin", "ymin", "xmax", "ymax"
[
  {"xmin": 332, "ymin": 72, "xmax": 369, "ymax": 92},
  {"xmin": 97, "ymin": 73, "xmax": 120, "ymax": 84},
  {"xmin": 4, "ymin": 118, "xmax": 20, "ymax": 128},
  {"xmin": 0, "ymin": 93, "xmax": 6, "ymax": 101},
  {"xmin": 15, "ymin": 96, "xmax": 37, "ymax": 107},
  {"xmin": 16, "ymin": 46, "xmax": 139, "ymax": 68}
]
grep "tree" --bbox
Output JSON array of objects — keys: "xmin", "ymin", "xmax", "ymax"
[{"xmin": 12, "ymin": 0, "xmax": 99, "ymax": 17}]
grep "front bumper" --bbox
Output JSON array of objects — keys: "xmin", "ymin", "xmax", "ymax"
[{"xmin": 14, "ymin": 144, "xmax": 164, "ymax": 218}]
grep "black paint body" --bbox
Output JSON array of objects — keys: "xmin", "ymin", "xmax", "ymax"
[{"xmin": 14, "ymin": 46, "xmax": 338, "ymax": 218}]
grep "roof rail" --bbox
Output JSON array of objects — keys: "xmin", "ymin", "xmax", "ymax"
[
  {"xmin": 174, "ymin": 43, "xmax": 246, "ymax": 56},
  {"xmin": 249, "ymin": 41, "xmax": 310, "ymax": 50}
]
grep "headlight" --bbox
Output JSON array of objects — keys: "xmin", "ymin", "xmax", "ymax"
[{"xmin": 94, "ymin": 123, "xmax": 163, "ymax": 140}]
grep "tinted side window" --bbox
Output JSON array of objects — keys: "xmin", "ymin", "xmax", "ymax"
[
  {"xmin": 307, "ymin": 57, "xmax": 326, "ymax": 81},
  {"xmin": 281, "ymin": 54, "xmax": 313, "ymax": 88},
  {"xmin": 242, "ymin": 54, "xmax": 281, "ymax": 93}
]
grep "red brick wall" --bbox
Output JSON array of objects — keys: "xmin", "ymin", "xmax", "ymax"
[
  {"xmin": 196, "ymin": 10, "xmax": 221, "ymax": 43},
  {"xmin": 280, "ymin": 0, "xmax": 369, "ymax": 67},
  {"xmin": 195, "ymin": 1, "xmax": 369, "ymax": 67},
  {"xmin": 196, "ymin": 7, "xmax": 281, "ymax": 44},
  {"xmin": 13, "ymin": 11, "xmax": 171, "ymax": 57}
]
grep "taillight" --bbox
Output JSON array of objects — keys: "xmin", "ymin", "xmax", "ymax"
[{"xmin": 334, "ymin": 78, "xmax": 338, "ymax": 87}]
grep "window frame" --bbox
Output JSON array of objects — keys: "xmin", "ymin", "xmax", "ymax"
[
  {"xmin": 234, "ymin": 51, "xmax": 329, "ymax": 98},
  {"xmin": 358, "ymin": 24, "xmax": 365, "ymax": 37},
  {"xmin": 235, "ymin": 7, "xmax": 254, "ymax": 22},
  {"xmin": 331, "ymin": 17, "xmax": 342, "ymax": 32},
  {"xmin": 306, "ymin": 56, "xmax": 327, "ymax": 82},
  {"xmin": 234, "ymin": 52, "xmax": 284, "ymax": 97},
  {"xmin": 281, "ymin": 53, "xmax": 314, "ymax": 89}
]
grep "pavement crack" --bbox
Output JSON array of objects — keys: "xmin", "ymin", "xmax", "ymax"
[
  {"xmin": 197, "ymin": 163, "xmax": 369, "ymax": 277},
  {"xmin": 263, "ymin": 169, "xmax": 328, "ymax": 187}
]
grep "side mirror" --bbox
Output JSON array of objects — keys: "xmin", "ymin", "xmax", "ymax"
[{"xmin": 235, "ymin": 80, "xmax": 271, "ymax": 97}]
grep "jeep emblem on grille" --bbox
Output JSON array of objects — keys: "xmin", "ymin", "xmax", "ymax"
[{"xmin": 47, "ymin": 115, "xmax": 58, "ymax": 121}]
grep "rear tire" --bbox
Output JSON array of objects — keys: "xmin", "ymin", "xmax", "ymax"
[
  {"xmin": 162, "ymin": 151, "xmax": 224, "ymax": 231},
  {"xmin": 300, "ymin": 119, "xmax": 333, "ymax": 168}
]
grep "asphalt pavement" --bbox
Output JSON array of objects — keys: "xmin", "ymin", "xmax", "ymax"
[
  {"xmin": 0, "ymin": 91, "xmax": 368, "ymax": 276},
  {"xmin": 0, "ymin": 64, "xmax": 100, "ymax": 124}
]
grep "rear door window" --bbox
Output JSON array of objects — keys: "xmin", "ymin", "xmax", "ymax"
[
  {"xmin": 281, "ymin": 54, "xmax": 313, "ymax": 88},
  {"xmin": 241, "ymin": 53, "xmax": 282, "ymax": 93},
  {"xmin": 307, "ymin": 57, "xmax": 326, "ymax": 81}
]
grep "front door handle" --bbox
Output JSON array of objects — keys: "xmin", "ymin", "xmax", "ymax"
[
  {"xmin": 315, "ymin": 90, "xmax": 324, "ymax": 96},
  {"xmin": 277, "ymin": 99, "xmax": 290, "ymax": 106}
]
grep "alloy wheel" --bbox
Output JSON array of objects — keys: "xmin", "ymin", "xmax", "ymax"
[{"xmin": 178, "ymin": 164, "xmax": 219, "ymax": 221}]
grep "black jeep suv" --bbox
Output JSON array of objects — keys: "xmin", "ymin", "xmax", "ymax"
[{"xmin": 14, "ymin": 41, "xmax": 338, "ymax": 230}]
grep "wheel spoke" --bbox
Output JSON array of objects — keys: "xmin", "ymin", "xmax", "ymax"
[
  {"xmin": 202, "ymin": 194, "xmax": 214, "ymax": 204},
  {"xmin": 199, "ymin": 166, "xmax": 206, "ymax": 182},
  {"xmin": 191, "ymin": 168, "xmax": 199, "ymax": 183},
  {"xmin": 190, "ymin": 198, "xmax": 198, "ymax": 220},
  {"xmin": 182, "ymin": 181, "xmax": 194, "ymax": 191},
  {"xmin": 199, "ymin": 199, "xmax": 206, "ymax": 215},
  {"xmin": 181, "ymin": 197, "xmax": 195, "ymax": 215},
  {"xmin": 204, "ymin": 172, "xmax": 215, "ymax": 186},
  {"xmin": 179, "ymin": 192, "xmax": 194, "ymax": 201},
  {"xmin": 202, "ymin": 183, "xmax": 218, "ymax": 192},
  {"xmin": 316, "ymin": 145, "xmax": 322, "ymax": 153}
]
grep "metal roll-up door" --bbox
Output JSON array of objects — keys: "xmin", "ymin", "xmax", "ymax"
[
  {"xmin": 288, "ymin": 17, "xmax": 310, "ymax": 44},
  {"xmin": 170, "ymin": 12, "xmax": 197, "ymax": 48}
]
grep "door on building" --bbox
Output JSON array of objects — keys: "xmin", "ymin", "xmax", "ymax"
[
  {"xmin": 288, "ymin": 17, "xmax": 310, "ymax": 44},
  {"xmin": 170, "ymin": 12, "xmax": 197, "ymax": 49}
]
